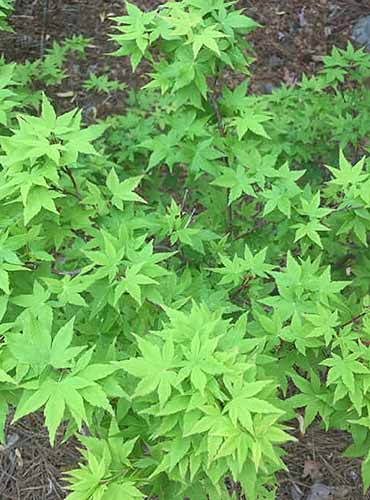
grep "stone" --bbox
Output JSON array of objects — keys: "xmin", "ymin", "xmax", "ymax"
[{"xmin": 352, "ymin": 16, "xmax": 370, "ymax": 51}]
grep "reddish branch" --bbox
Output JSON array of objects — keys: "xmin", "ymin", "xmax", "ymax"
[
  {"xmin": 339, "ymin": 305, "xmax": 370, "ymax": 329},
  {"xmin": 61, "ymin": 166, "xmax": 81, "ymax": 200},
  {"xmin": 208, "ymin": 77, "xmax": 235, "ymax": 235},
  {"xmin": 230, "ymin": 275, "xmax": 253, "ymax": 301}
]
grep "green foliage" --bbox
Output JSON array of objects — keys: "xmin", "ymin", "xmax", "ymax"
[
  {"xmin": 63, "ymin": 34, "xmax": 92, "ymax": 58},
  {"xmin": 0, "ymin": 0, "xmax": 370, "ymax": 498},
  {"xmin": 83, "ymin": 73, "xmax": 127, "ymax": 94},
  {"xmin": 0, "ymin": 0, "xmax": 13, "ymax": 32}
]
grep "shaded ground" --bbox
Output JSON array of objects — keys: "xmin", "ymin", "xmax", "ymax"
[
  {"xmin": 0, "ymin": 414, "xmax": 79, "ymax": 500},
  {"xmin": 1, "ymin": 0, "xmax": 370, "ymax": 498},
  {"xmin": 2, "ymin": 0, "xmax": 369, "ymax": 117},
  {"xmin": 278, "ymin": 425, "xmax": 367, "ymax": 499},
  {"xmin": 246, "ymin": 0, "xmax": 370, "ymax": 93}
]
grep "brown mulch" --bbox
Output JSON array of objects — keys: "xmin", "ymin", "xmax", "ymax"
[
  {"xmin": 0, "ymin": 413, "xmax": 80, "ymax": 500},
  {"xmin": 1, "ymin": 416, "xmax": 369, "ymax": 499},
  {"xmin": 278, "ymin": 425, "xmax": 367, "ymax": 499},
  {"xmin": 2, "ymin": 0, "xmax": 369, "ymax": 117},
  {"xmin": 1, "ymin": 0, "xmax": 370, "ymax": 498},
  {"xmin": 246, "ymin": 0, "xmax": 370, "ymax": 93}
]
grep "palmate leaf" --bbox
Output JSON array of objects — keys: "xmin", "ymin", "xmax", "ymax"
[
  {"xmin": 288, "ymin": 370, "xmax": 334, "ymax": 429},
  {"xmin": 23, "ymin": 186, "xmax": 62, "ymax": 225},
  {"xmin": 0, "ymin": 93, "xmax": 106, "ymax": 169},
  {"xmin": 192, "ymin": 27, "xmax": 226, "ymax": 58},
  {"xmin": 9, "ymin": 315, "xmax": 120, "ymax": 444},
  {"xmin": 65, "ymin": 437, "xmax": 142, "ymax": 500},
  {"xmin": 14, "ymin": 369, "xmax": 118, "ymax": 446},
  {"xmin": 114, "ymin": 263, "xmax": 159, "ymax": 305},
  {"xmin": 321, "ymin": 353, "xmax": 370, "ymax": 394},
  {"xmin": 212, "ymin": 245, "xmax": 273, "ymax": 287},
  {"xmin": 293, "ymin": 219, "xmax": 330, "ymax": 248},
  {"xmin": 7, "ymin": 310, "xmax": 52, "ymax": 369},
  {"xmin": 224, "ymin": 10, "xmax": 260, "ymax": 31},
  {"xmin": 235, "ymin": 112, "xmax": 272, "ymax": 140},
  {"xmin": 7, "ymin": 312, "xmax": 83, "ymax": 371},
  {"xmin": 224, "ymin": 380, "xmax": 283, "ymax": 433},
  {"xmin": 106, "ymin": 168, "xmax": 146, "ymax": 209},
  {"xmin": 43, "ymin": 275, "xmax": 89, "ymax": 307},
  {"xmin": 327, "ymin": 150, "xmax": 367, "ymax": 191},
  {"xmin": 211, "ymin": 165, "xmax": 255, "ymax": 204},
  {"xmin": 119, "ymin": 336, "xmax": 177, "ymax": 407}
]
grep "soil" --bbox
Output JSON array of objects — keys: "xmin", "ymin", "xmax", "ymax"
[
  {"xmin": 277, "ymin": 425, "xmax": 368, "ymax": 499},
  {"xmin": 0, "ymin": 413, "xmax": 80, "ymax": 500},
  {"xmin": 1, "ymin": 0, "xmax": 370, "ymax": 498},
  {"xmin": 2, "ymin": 0, "xmax": 370, "ymax": 118}
]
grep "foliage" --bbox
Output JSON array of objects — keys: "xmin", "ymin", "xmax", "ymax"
[
  {"xmin": 63, "ymin": 35, "xmax": 92, "ymax": 59},
  {"xmin": 83, "ymin": 73, "xmax": 127, "ymax": 94},
  {"xmin": 0, "ymin": 0, "xmax": 13, "ymax": 32},
  {"xmin": 0, "ymin": 0, "xmax": 370, "ymax": 499}
]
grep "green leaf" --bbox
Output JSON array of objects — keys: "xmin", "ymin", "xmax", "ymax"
[
  {"xmin": 225, "ymin": 11, "xmax": 259, "ymax": 31},
  {"xmin": 23, "ymin": 187, "xmax": 61, "ymax": 225},
  {"xmin": 107, "ymin": 169, "xmax": 146, "ymax": 209},
  {"xmin": 235, "ymin": 113, "xmax": 271, "ymax": 140},
  {"xmin": 80, "ymin": 385, "xmax": 113, "ymax": 414},
  {"xmin": 102, "ymin": 481, "xmax": 143, "ymax": 499},
  {"xmin": 49, "ymin": 318, "xmax": 75, "ymax": 368},
  {"xmin": 192, "ymin": 27, "xmax": 225, "ymax": 59},
  {"xmin": 0, "ymin": 268, "xmax": 9, "ymax": 294},
  {"xmin": 41, "ymin": 93, "xmax": 57, "ymax": 129},
  {"xmin": 13, "ymin": 379, "xmax": 55, "ymax": 422},
  {"xmin": 44, "ymin": 387, "xmax": 65, "ymax": 446},
  {"xmin": 190, "ymin": 366, "xmax": 207, "ymax": 395}
]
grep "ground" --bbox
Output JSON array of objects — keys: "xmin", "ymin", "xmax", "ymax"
[{"xmin": 1, "ymin": 0, "xmax": 370, "ymax": 498}]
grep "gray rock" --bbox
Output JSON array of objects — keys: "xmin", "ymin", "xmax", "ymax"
[
  {"xmin": 307, "ymin": 482, "xmax": 350, "ymax": 500},
  {"xmin": 260, "ymin": 82, "xmax": 275, "ymax": 94},
  {"xmin": 352, "ymin": 16, "xmax": 370, "ymax": 51},
  {"xmin": 268, "ymin": 55, "xmax": 284, "ymax": 67}
]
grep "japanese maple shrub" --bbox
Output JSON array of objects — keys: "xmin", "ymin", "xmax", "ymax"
[{"xmin": 0, "ymin": 0, "xmax": 369, "ymax": 499}]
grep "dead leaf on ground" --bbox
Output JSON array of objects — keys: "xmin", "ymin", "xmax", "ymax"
[
  {"xmin": 15, "ymin": 448, "xmax": 23, "ymax": 468},
  {"xmin": 296, "ymin": 413, "xmax": 305, "ymax": 439},
  {"xmin": 303, "ymin": 459, "xmax": 323, "ymax": 482},
  {"xmin": 56, "ymin": 91, "xmax": 74, "ymax": 98}
]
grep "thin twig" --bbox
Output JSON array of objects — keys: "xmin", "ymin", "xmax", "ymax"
[
  {"xmin": 209, "ymin": 91, "xmax": 225, "ymax": 137},
  {"xmin": 180, "ymin": 188, "xmax": 188, "ymax": 215},
  {"xmin": 227, "ymin": 200, "xmax": 233, "ymax": 235},
  {"xmin": 184, "ymin": 208, "xmax": 196, "ymax": 229},
  {"xmin": 40, "ymin": 0, "xmax": 49, "ymax": 58},
  {"xmin": 331, "ymin": 204, "xmax": 364, "ymax": 214},
  {"xmin": 51, "ymin": 268, "xmax": 81, "ymax": 277},
  {"xmin": 49, "ymin": 184, "xmax": 80, "ymax": 201},
  {"xmin": 230, "ymin": 275, "xmax": 253, "ymax": 302},
  {"xmin": 234, "ymin": 218, "xmax": 268, "ymax": 241},
  {"xmin": 208, "ymin": 79, "xmax": 234, "ymax": 235},
  {"xmin": 338, "ymin": 305, "xmax": 370, "ymax": 329},
  {"xmin": 61, "ymin": 166, "xmax": 82, "ymax": 200}
]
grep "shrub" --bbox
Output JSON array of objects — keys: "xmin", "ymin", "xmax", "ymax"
[{"xmin": 0, "ymin": 1, "xmax": 370, "ymax": 498}]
